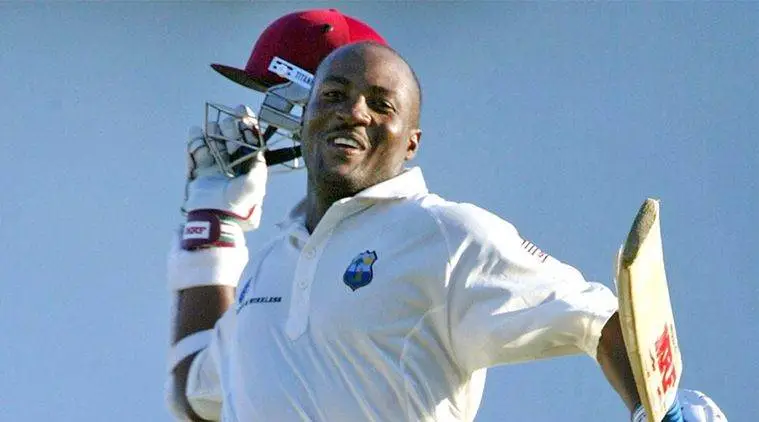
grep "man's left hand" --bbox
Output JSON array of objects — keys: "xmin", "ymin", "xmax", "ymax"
[
  {"xmin": 632, "ymin": 389, "xmax": 726, "ymax": 421},
  {"xmin": 679, "ymin": 389, "xmax": 726, "ymax": 421}
]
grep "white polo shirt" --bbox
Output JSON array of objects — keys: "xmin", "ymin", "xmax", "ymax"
[{"xmin": 186, "ymin": 167, "xmax": 618, "ymax": 421}]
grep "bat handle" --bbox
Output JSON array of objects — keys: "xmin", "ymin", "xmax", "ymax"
[
  {"xmin": 632, "ymin": 397, "xmax": 683, "ymax": 422},
  {"xmin": 661, "ymin": 398, "xmax": 684, "ymax": 422}
]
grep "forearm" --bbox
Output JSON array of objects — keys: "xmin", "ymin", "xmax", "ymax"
[
  {"xmin": 173, "ymin": 286, "xmax": 235, "ymax": 340},
  {"xmin": 165, "ymin": 222, "xmax": 249, "ymax": 420},
  {"xmin": 596, "ymin": 311, "xmax": 640, "ymax": 411},
  {"xmin": 169, "ymin": 285, "xmax": 235, "ymax": 421},
  {"xmin": 166, "ymin": 105, "xmax": 266, "ymax": 420}
]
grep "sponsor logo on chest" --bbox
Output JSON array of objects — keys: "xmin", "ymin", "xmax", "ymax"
[{"xmin": 236, "ymin": 277, "xmax": 282, "ymax": 313}]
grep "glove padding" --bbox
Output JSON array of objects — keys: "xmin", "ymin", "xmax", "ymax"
[
  {"xmin": 679, "ymin": 389, "xmax": 727, "ymax": 421},
  {"xmin": 183, "ymin": 105, "xmax": 267, "ymax": 231},
  {"xmin": 632, "ymin": 389, "xmax": 726, "ymax": 422},
  {"xmin": 168, "ymin": 105, "xmax": 263, "ymax": 291}
]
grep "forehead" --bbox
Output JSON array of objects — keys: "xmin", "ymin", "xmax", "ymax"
[{"xmin": 315, "ymin": 45, "xmax": 411, "ymax": 96}]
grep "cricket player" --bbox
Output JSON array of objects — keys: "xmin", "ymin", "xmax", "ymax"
[{"xmin": 165, "ymin": 9, "xmax": 726, "ymax": 422}]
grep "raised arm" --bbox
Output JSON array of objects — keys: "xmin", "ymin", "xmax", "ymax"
[
  {"xmin": 165, "ymin": 106, "xmax": 267, "ymax": 421},
  {"xmin": 442, "ymin": 202, "xmax": 726, "ymax": 420}
]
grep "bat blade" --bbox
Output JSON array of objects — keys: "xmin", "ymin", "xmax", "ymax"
[{"xmin": 615, "ymin": 199, "xmax": 682, "ymax": 422}]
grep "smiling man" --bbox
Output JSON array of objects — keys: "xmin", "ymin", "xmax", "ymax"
[
  {"xmin": 166, "ymin": 13, "xmax": 725, "ymax": 422},
  {"xmin": 299, "ymin": 43, "xmax": 422, "ymax": 232}
]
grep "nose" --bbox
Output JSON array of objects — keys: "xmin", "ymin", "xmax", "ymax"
[{"xmin": 336, "ymin": 95, "xmax": 371, "ymax": 126}]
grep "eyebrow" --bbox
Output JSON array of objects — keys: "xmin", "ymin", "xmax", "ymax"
[
  {"xmin": 321, "ymin": 75, "xmax": 351, "ymax": 86},
  {"xmin": 321, "ymin": 75, "xmax": 396, "ymax": 98}
]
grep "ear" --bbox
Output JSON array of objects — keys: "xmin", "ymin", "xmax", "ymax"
[{"xmin": 405, "ymin": 129, "xmax": 422, "ymax": 161}]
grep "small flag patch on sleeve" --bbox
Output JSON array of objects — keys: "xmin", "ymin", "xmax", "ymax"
[{"xmin": 521, "ymin": 239, "xmax": 550, "ymax": 263}]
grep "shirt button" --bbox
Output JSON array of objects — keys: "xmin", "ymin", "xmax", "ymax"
[
  {"xmin": 304, "ymin": 248, "xmax": 315, "ymax": 259},
  {"xmin": 297, "ymin": 279, "xmax": 308, "ymax": 289}
]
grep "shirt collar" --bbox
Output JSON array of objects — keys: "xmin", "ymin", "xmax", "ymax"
[
  {"xmin": 277, "ymin": 167, "xmax": 428, "ymax": 229},
  {"xmin": 354, "ymin": 166, "xmax": 428, "ymax": 200}
]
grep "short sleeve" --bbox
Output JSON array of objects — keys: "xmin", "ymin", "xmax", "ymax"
[{"xmin": 433, "ymin": 203, "xmax": 618, "ymax": 372}]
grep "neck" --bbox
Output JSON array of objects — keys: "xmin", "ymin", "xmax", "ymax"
[
  {"xmin": 302, "ymin": 167, "xmax": 409, "ymax": 233},
  {"xmin": 304, "ymin": 179, "xmax": 355, "ymax": 233}
]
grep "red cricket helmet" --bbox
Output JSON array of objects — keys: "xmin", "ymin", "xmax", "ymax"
[
  {"xmin": 211, "ymin": 8, "xmax": 387, "ymax": 92},
  {"xmin": 203, "ymin": 9, "xmax": 387, "ymax": 171}
]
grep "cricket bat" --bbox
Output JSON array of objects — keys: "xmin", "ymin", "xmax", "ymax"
[{"xmin": 615, "ymin": 198, "xmax": 683, "ymax": 422}]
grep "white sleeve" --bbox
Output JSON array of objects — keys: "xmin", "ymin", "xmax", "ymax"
[
  {"xmin": 185, "ymin": 309, "xmax": 234, "ymax": 421},
  {"xmin": 434, "ymin": 203, "xmax": 618, "ymax": 373}
]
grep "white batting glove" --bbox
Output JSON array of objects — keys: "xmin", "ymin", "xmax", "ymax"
[
  {"xmin": 632, "ymin": 389, "xmax": 727, "ymax": 422},
  {"xmin": 183, "ymin": 104, "xmax": 268, "ymax": 233},
  {"xmin": 679, "ymin": 389, "xmax": 727, "ymax": 421},
  {"xmin": 167, "ymin": 105, "xmax": 267, "ymax": 291}
]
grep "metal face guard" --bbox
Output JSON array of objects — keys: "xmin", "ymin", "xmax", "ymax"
[{"xmin": 203, "ymin": 57, "xmax": 314, "ymax": 175}]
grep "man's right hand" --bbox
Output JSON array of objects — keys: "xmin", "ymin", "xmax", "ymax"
[
  {"xmin": 168, "ymin": 104, "xmax": 265, "ymax": 290},
  {"xmin": 183, "ymin": 104, "xmax": 268, "ymax": 235}
]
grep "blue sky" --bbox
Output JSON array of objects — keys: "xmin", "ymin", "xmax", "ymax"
[{"xmin": 1, "ymin": 3, "xmax": 756, "ymax": 421}]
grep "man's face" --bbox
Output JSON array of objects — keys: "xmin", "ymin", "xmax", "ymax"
[{"xmin": 300, "ymin": 44, "xmax": 421, "ymax": 197}]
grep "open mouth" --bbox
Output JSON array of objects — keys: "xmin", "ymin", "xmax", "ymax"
[{"xmin": 329, "ymin": 137, "xmax": 364, "ymax": 150}]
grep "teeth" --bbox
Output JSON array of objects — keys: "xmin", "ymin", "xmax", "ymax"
[{"xmin": 333, "ymin": 137, "xmax": 360, "ymax": 148}]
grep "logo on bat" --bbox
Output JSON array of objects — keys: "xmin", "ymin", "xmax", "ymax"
[
  {"xmin": 654, "ymin": 324, "xmax": 678, "ymax": 398},
  {"xmin": 343, "ymin": 250, "xmax": 378, "ymax": 291}
]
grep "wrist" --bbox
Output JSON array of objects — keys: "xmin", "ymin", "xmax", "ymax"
[
  {"xmin": 182, "ymin": 210, "xmax": 244, "ymax": 250},
  {"xmin": 663, "ymin": 397, "xmax": 683, "ymax": 422},
  {"xmin": 632, "ymin": 403, "xmax": 646, "ymax": 422},
  {"xmin": 167, "ymin": 222, "xmax": 249, "ymax": 291}
]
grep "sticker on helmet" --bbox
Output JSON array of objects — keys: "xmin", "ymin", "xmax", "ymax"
[{"xmin": 269, "ymin": 56, "xmax": 314, "ymax": 90}]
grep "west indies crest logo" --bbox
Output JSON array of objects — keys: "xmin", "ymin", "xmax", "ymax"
[{"xmin": 343, "ymin": 250, "xmax": 378, "ymax": 291}]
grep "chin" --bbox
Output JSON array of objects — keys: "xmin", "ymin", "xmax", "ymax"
[
  {"xmin": 323, "ymin": 168, "xmax": 362, "ymax": 190},
  {"xmin": 309, "ymin": 162, "xmax": 361, "ymax": 193},
  {"xmin": 310, "ymin": 159, "xmax": 348, "ymax": 178}
]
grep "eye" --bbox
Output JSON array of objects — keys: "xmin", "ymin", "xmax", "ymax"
[
  {"xmin": 369, "ymin": 98, "xmax": 395, "ymax": 114},
  {"xmin": 321, "ymin": 89, "xmax": 345, "ymax": 102}
]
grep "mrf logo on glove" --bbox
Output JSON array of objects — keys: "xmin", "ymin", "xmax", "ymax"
[
  {"xmin": 181, "ymin": 210, "xmax": 245, "ymax": 250},
  {"xmin": 184, "ymin": 221, "xmax": 210, "ymax": 239}
]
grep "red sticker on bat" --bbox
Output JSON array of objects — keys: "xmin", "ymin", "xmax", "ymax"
[{"xmin": 655, "ymin": 325, "xmax": 678, "ymax": 397}]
